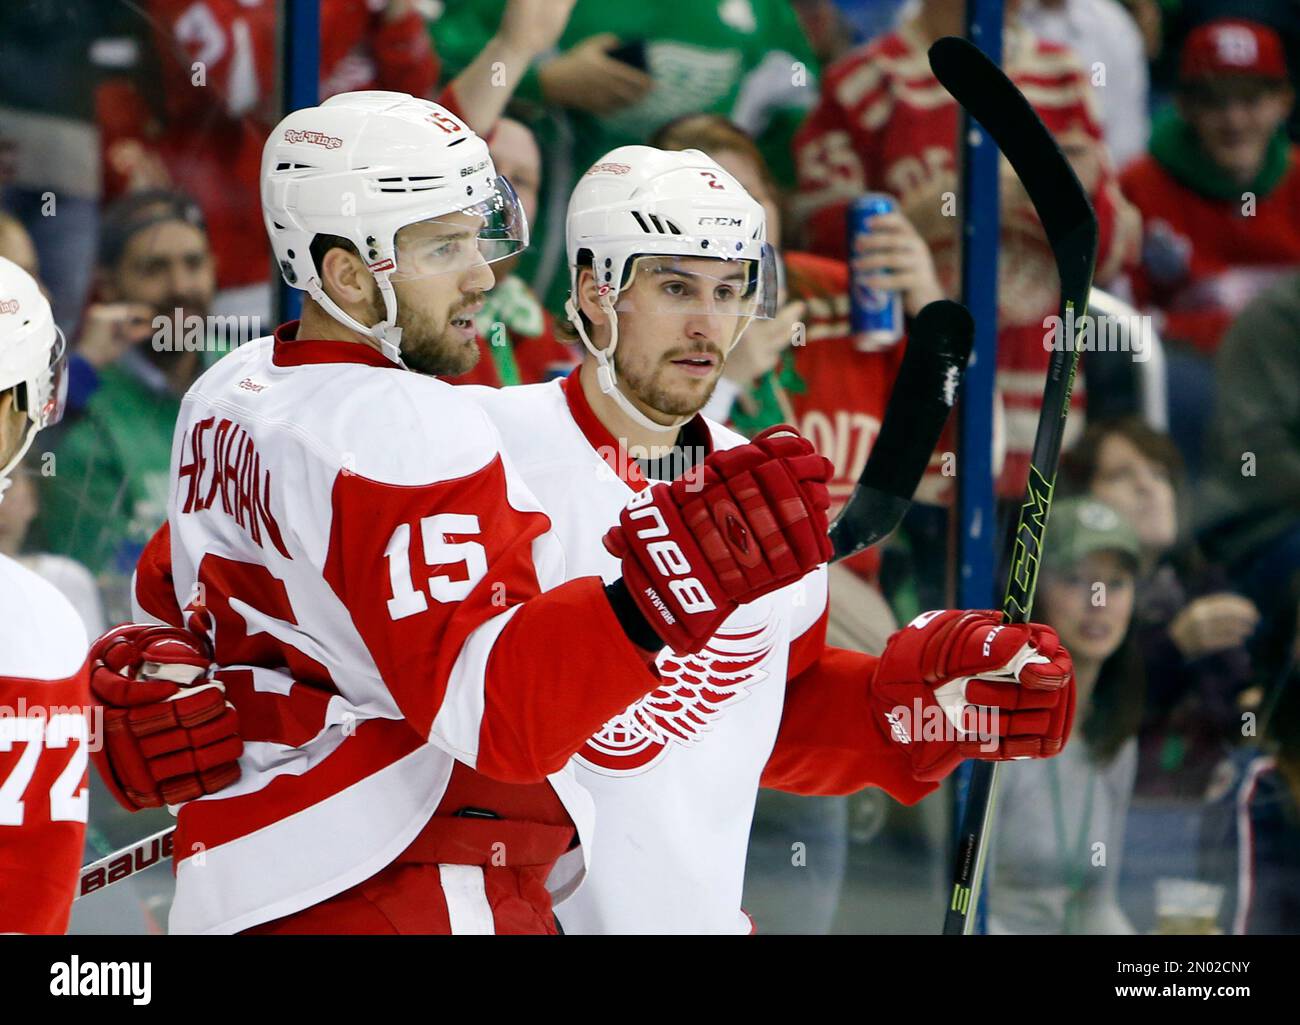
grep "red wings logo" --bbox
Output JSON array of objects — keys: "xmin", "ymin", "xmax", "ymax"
[
  {"xmin": 576, "ymin": 621, "xmax": 775, "ymax": 775},
  {"xmin": 284, "ymin": 128, "xmax": 343, "ymax": 149}
]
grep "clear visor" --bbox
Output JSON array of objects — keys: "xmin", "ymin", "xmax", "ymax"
[
  {"xmin": 611, "ymin": 245, "xmax": 778, "ymax": 321},
  {"xmin": 32, "ymin": 326, "xmax": 68, "ymax": 430},
  {"xmin": 388, "ymin": 175, "xmax": 529, "ymax": 282}
]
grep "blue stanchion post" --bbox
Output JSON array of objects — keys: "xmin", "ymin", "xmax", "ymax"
[
  {"xmin": 952, "ymin": 0, "xmax": 1004, "ymax": 935},
  {"xmin": 274, "ymin": 0, "xmax": 320, "ymax": 325}
]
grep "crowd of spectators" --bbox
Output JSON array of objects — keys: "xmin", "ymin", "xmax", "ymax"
[{"xmin": 1, "ymin": 0, "xmax": 1297, "ymax": 935}]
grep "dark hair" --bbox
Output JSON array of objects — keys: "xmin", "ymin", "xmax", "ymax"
[
  {"xmin": 97, "ymin": 189, "xmax": 207, "ymax": 269},
  {"xmin": 553, "ymin": 248, "xmax": 593, "ymax": 343},
  {"xmin": 1060, "ymin": 415, "xmax": 1203, "ymax": 573},
  {"xmin": 1178, "ymin": 76, "xmax": 1291, "ymax": 105},
  {"xmin": 1037, "ymin": 534, "xmax": 1147, "ymax": 765},
  {"xmin": 1082, "ymin": 625, "xmax": 1148, "ymax": 764},
  {"xmin": 308, "ymin": 233, "xmax": 361, "ymax": 279},
  {"xmin": 1061, "ymin": 415, "xmax": 1186, "ymax": 495}
]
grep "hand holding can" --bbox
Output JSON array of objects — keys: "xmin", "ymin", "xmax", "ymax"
[{"xmin": 849, "ymin": 195, "xmax": 945, "ymax": 350}]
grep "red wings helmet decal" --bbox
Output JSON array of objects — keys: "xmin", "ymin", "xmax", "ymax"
[{"xmin": 576, "ymin": 619, "xmax": 777, "ymax": 775}]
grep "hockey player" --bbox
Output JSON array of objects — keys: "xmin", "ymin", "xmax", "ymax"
[
  {"xmin": 0, "ymin": 257, "xmax": 91, "ymax": 933},
  {"xmin": 465, "ymin": 146, "xmax": 1078, "ymax": 932},
  {"xmin": 98, "ymin": 143, "xmax": 1080, "ymax": 934},
  {"xmin": 84, "ymin": 94, "xmax": 835, "ymax": 935}
]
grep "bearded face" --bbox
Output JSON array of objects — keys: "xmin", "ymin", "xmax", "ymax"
[{"xmin": 366, "ymin": 279, "xmax": 488, "ymax": 378}]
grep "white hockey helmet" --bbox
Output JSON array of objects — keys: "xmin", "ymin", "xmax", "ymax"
[
  {"xmin": 565, "ymin": 146, "xmax": 776, "ymax": 432},
  {"xmin": 262, "ymin": 91, "xmax": 528, "ymax": 364},
  {"xmin": 0, "ymin": 256, "xmax": 66, "ymax": 492}
]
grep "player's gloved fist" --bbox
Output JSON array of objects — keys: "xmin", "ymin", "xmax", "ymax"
[
  {"xmin": 604, "ymin": 425, "xmax": 833, "ymax": 654},
  {"xmin": 88, "ymin": 624, "xmax": 243, "ymax": 811},
  {"xmin": 868, "ymin": 609, "xmax": 1076, "ymax": 782}
]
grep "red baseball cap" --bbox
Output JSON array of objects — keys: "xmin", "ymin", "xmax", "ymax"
[{"xmin": 1180, "ymin": 19, "xmax": 1288, "ymax": 84}]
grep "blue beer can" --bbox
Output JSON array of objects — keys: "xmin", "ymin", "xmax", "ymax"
[{"xmin": 848, "ymin": 192, "xmax": 903, "ymax": 347}]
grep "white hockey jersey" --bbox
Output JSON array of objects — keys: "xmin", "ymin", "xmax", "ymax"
[
  {"xmin": 130, "ymin": 324, "xmax": 667, "ymax": 934},
  {"xmin": 465, "ymin": 372, "xmax": 936, "ymax": 934}
]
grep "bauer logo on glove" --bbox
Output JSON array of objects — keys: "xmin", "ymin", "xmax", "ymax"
[{"xmin": 604, "ymin": 425, "xmax": 833, "ymax": 654}]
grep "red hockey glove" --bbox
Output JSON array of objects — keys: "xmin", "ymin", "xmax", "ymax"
[
  {"xmin": 869, "ymin": 609, "xmax": 1076, "ymax": 782},
  {"xmin": 88, "ymin": 624, "xmax": 242, "ymax": 811},
  {"xmin": 604, "ymin": 425, "xmax": 833, "ymax": 654}
]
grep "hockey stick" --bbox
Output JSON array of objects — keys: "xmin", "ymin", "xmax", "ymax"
[
  {"xmin": 76, "ymin": 826, "xmax": 175, "ymax": 901},
  {"xmin": 829, "ymin": 298, "xmax": 973, "ymax": 561},
  {"xmin": 76, "ymin": 300, "xmax": 973, "ymax": 900},
  {"xmin": 928, "ymin": 35, "xmax": 1099, "ymax": 935}
]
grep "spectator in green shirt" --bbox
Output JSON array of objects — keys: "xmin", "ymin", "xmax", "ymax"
[
  {"xmin": 37, "ymin": 191, "xmax": 216, "ymax": 586},
  {"xmin": 430, "ymin": 0, "xmax": 820, "ymax": 314}
]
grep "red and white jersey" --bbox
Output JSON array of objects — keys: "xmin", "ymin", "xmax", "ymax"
[
  {"xmin": 464, "ymin": 373, "xmax": 936, "ymax": 934},
  {"xmin": 0, "ymin": 553, "xmax": 90, "ymax": 934},
  {"xmin": 131, "ymin": 323, "xmax": 664, "ymax": 934}
]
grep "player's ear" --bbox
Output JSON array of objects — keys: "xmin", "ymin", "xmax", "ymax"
[
  {"xmin": 320, "ymin": 246, "xmax": 375, "ymax": 311},
  {"xmin": 575, "ymin": 267, "xmax": 608, "ymax": 327}
]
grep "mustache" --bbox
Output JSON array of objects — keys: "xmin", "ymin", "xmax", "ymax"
[
  {"xmin": 450, "ymin": 292, "xmax": 487, "ymax": 318},
  {"xmin": 662, "ymin": 343, "xmax": 724, "ymax": 361}
]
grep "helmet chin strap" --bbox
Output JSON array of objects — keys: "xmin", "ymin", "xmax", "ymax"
[
  {"xmin": 566, "ymin": 290, "xmax": 689, "ymax": 436},
  {"xmin": 0, "ymin": 421, "xmax": 38, "ymax": 506},
  {"xmin": 306, "ymin": 273, "xmax": 407, "ymax": 368}
]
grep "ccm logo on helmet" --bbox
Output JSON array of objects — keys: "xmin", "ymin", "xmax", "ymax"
[
  {"xmin": 284, "ymin": 129, "xmax": 342, "ymax": 149},
  {"xmin": 698, "ymin": 216, "xmax": 743, "ymax": 227},
  {"xmin": 625, "ymin": 488, "xmax": 717, "ymax": 616},
  {"xmin": 0, "ymin": 298, "xmax": 18, "ymax": 314}
]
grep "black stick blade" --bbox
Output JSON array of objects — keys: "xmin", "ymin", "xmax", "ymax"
[{"xmin": 829, "ymin": 299, "xmax": 973, "ymax": 561}]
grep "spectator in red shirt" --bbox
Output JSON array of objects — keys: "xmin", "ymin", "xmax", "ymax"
[
  {"xmin": 793, "ymin": 0, "xmax": 1139, "ymax": 498},
  {"xmin": 1120, "ymin": 19, "xmax": 1300, "ymax": 356},
  {"xmin": 1119, "ymin": 18, "xmax": 1299, "ymax": 474}
]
